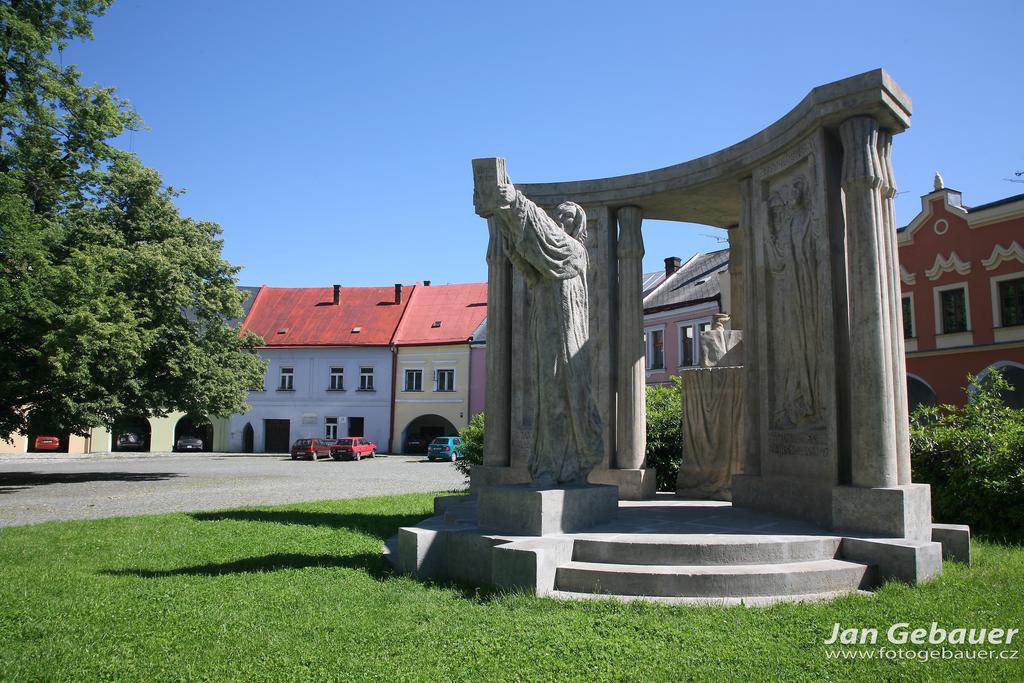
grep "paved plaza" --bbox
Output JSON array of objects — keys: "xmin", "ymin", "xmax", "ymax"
[{"xmin": 0, "ymin": 453, "xmax": 465, "ymax": 528}]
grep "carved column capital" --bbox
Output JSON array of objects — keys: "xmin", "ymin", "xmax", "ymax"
[
  {"xmin": 617, "ymin": 206, "xmax": 644, "ymax": 259},
  {"xmin": 839, "ymin": 116, "xmax": 883, "ymax": 191},
  {"xmin": 876, "ymin": 130, "xmax": 897, "ymax": 201}
]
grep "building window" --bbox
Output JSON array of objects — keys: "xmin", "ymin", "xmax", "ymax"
[
  {"xmin": 902, "ymin": 295, "xmax": 915, "ymax": 338},
  {"xmin": 999, "ymin": 278, "xmax": 1024, "ymax": 327},
  {"xmin": 325, "ymin": 417, "xmax": 338, "ymax": 440},
  {"xmin": 646, "ymin": 328, "xmax": 664, "ymax": 370},
  {"xmin": 435, "ymin": 368, "xmax": 455, "ymax": 392},
  {"xmin": 359, "ymin": 367, "xmax": 374, "ymax": 391},
  {"xmin": 404, "ymin": 369, "xmax": 423, "ymax": 392},
  {"xmin": 679, "ymin": 324, "xmax": 695, "ymax": 367},
  {"xmin": 329, "ymin": 367, "xmax": 344, "ymax": 391},
  {"xmin": 940, "ymin": 287, "xmax": 968, "ymax": 334},
  {"xmin": 278, "ymin": 367, "xmax": 294, "ymax": 391}
]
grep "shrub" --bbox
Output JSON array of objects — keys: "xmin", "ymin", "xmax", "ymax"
[
  {"xmin": 910, "ymin": 369, "xmax": 1024, "ymax": 541},
  {"xmin": 646, "ymin": 376, "xmax": 684, "ymax": 492},
  {"xmin": 455, "ymin": 412, "xmax": 485, "ymax": 483}
]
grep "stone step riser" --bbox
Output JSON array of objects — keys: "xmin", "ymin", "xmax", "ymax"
[
  {"xmin": 572, "ymin": 538, "xmax": 841, "ymax": 566},
  {"xmin": 554, "ymin": 560, "xmax": 875, "ymax": 598}
]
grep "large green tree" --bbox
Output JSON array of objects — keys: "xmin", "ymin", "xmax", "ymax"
[{"xmin": 0, "ymin": 0, "xmax": 265, "ymax": 438}]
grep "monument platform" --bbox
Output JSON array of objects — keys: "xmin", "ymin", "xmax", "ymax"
[{"xmin": 391, "ymin": 494, "xmax": 966, "ymax": 605}]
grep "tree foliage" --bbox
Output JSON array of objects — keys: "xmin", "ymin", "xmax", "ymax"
[
  {"xmin": 645, "ymin": 376, "xmax": 683, "ymax": 492},
  {"xmin": 455, "ymin": 411, "xmax": 484, "ymax": 482},
  {"xmin": 0, "ymin": 0, "xmax": 264, "ymax": 437},
  {"xmin": 911, "ymin": 369, "xmax": 1024, "ymax": 541}
]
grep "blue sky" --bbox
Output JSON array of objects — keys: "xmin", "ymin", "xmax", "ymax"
[{"xmin": 64, "ymin": 0, "xmax": 1022, "ymax": 287}]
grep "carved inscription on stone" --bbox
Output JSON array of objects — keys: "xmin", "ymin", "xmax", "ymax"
[{"xmin": 767, "ymin": 430, "xmax": 827, "ymax": 459}]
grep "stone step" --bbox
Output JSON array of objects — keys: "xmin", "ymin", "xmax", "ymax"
[
  {"xmin": 572, "ymin": 534, "xmax": 841, "ymax": 566},
  {"xmin": 547, "ymin": 589, "xmax": 874, "ymax": 607},
  {"xmin": 554, "ymin": 559, "xmax": 874, "ymax": 598}
]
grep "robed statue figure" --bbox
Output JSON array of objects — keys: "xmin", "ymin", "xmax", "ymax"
[{"xmin": 473, "ymin": 159, "xmax": 604, "ymax": 487}]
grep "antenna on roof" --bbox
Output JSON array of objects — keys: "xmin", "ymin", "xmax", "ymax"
[{"xmin": 700, "ymin": 233, "xmax": 729, "ymax": 244}]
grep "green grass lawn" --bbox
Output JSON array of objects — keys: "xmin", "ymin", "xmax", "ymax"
[{"xmin": 1, "ymin": 494, "xmax": 1021, "ymax": 682}]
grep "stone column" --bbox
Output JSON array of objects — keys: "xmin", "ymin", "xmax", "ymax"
[
  {"xmin": 615, "ymin": 206, "xmax": 646, "ymax": 470},
  {"xmin": 736, "ymin": 177, "xmax": 760, "ymax": 476},
  {"xmin": 878, "ymin": 131, "xmax": 912, "ymax": 484},
  {"xmin": 839, "ymin": 117, "xmax": 898, "ymax": 489},
  {"xmin": 483, "ymin": 217, "xmax": 512, "ymax": 467}
]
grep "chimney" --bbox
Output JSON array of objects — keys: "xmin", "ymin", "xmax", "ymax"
[
  {"xmin": 423, "ymin": 280, "xmax": 431, "ymax": 287},
  {"xmin": 333, "ymin": 284, "xmax": 341, "ymax": 305},
  {"xmin": 394, "ymin": 283, "xmax": 403, "ymax": 304},
  {"xmin": 665, "ymin": 256, "xmax": 682, "ymax": 277}
]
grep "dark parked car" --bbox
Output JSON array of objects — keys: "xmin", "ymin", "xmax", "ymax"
[
  {"xmin": 33, "ymin": 436, "xmax": 61, "ymax": 451},
  {"xmin": 116, "ymin": 432, "xmax": 145, "ymax": 451},
  {"xmin": 427, "ymin": 436, "xmax": 463, "ymax": 462},
  {"xmin": 175, "ymin": 436, "xmax": 204, "ymax": 452},
  {"xmin": 404, "ymin": 435, "xmax": 426, "ymax": 453},
  {"xmin": 290, "ymin": 438, "xmax": 336, "ymax": 461}
]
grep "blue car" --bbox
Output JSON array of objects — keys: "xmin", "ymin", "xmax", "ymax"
[{"xmin": 427, "ymin": 436, "xmax": 463, "ymax": 462}]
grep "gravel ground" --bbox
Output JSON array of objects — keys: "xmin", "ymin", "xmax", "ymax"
[{"xmin": 0, "ymin": 452, "xmax": 466, "ymax": 528}]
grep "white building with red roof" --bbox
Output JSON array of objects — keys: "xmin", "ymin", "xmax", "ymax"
[
  {"xmin": 390, "ymin": 282, "xmax": 488, "ymax": 454},
  {"xmin": 227, "ymin": 283, "xmax": 413, "ymax": 453}
]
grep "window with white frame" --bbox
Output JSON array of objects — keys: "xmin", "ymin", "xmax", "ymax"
[
  {"xmin": 645, "ymin": 327, "xmax": 665, "ymax": 370},
  {"xmin": 359, "ymin": 367, "xmax": 374, "ymax": 391},
  {"xmin": 678, "ymin": 324, "xmax": 695, "ymax": 367},
  {"xmin": 998, "ymin": 277, "xmax": 1024, "ymax": 327},
  {"xmin": 325, "ymin": 417, "xmax": 338, "ymax": 440},
  {"xmin": 329, "ymin": 367, "xmax": 344, "ymax": 391},
  {"xmin": 937, "ymin": 285, "xmax": 969, "ymax": 334},
  {"xmin": 435, "ymin": 368, "xmax": 455, "ymax": 392},
  {"xmin": 404, "ymin": 368, "xmax": 423, "ymax": 392},
  {"xmin": 901, "ymin": 295, "xmax": 915, "ymax": 338},
  {"xmin": 278, "ymin": 367, "xmax": 294, "ymax": 391}
]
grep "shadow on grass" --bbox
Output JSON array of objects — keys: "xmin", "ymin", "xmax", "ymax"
[
  {"xmin": 103, "ymin": 552, "xmax": 392, "ymax": 580},
  {"xmin": 0, "ymin": 471, "xmax": 182, "ymax": 494},
  {"xmin": 189, "ymin": 510, "xmax": 428, "ymax": 541}
]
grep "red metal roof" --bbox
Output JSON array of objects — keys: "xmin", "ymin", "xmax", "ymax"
[
  {"xmin": 243, "ymin": 286, "xmax": 414, "ymax": 346},
  {"xmin": 392, "ymin": 283, "xmax": 488, "ymax": 345}
]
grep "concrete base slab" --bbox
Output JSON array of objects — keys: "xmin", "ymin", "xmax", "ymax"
[
  {"xmin": 588, "ymin": 467, "xmax": 657, "ymax": 500},
  {"xmin": 395, "ymin": 495, "xmax": 944, "ymax": 604},
  {"xmin": 732, "ymin": 474, "xmax": 833, "ymax": 528},
  {"xmin": 932, "ymin": 523, "xmax": 971, "ymax": 565},
  {"xmin": 832, "ymin": 484, "xmax": 932, "ymax": 540},
  {"xmin": 477, "ymin": 484, "xmax": 619, "ymax": 536}
]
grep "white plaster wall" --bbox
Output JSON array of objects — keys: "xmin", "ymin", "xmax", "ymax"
[{"xmin": 228, "ymin": 347, "xmax": 394, "ymax": 452}]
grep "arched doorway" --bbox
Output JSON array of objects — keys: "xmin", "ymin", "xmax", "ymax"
[
  {"xmin": 112, "ymin": 416, "xmax": 151, "ymax": 452},
  {"xmin": 401, "ymin": 414, "xmax": 459, "ymax": 453},
  {"xmin": 973, "ymin": 362, "xmax": 1024, "ymax": 409},
  {"xmin": 242, "ymin": 423, "xmax": 254, "ymax": 453},
  {"xmin": 906, "ymin": 375, "xmax": 938, "ymax": 413},
  {"xmin": 173, "ymin": 416, "xmax": 213, "ymax": 452}
]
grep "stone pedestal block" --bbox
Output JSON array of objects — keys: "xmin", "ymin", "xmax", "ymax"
[
  {"xmin": 832, "ymin": 483, "xmax": 932, "ymax": 540},
  {"xmin": 469, "ymin": 465, "xmax": 531, "ymax": 493},
  {"xmin": 588, "ymin": 467, "xmax": 657, "ymax": 500},
  {"xmin": 477, "ymin": 484, "xmax": 618, "ymax": 536},
  {"xmin": 931, "ymin": 523, "xmax": 971, "ymax": 565}
]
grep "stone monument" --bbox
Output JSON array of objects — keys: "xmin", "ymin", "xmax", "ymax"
[{"xmin": 394, "ymin": 71, "xmax": 969, "ymax": 602}]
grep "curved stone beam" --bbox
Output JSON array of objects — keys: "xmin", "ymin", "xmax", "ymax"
[{"xmin": 517, "ymin": 69, "xmax": 911, "ymax": 227}]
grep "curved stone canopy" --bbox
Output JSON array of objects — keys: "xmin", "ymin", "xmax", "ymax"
[{"xmin": 517, "ymin": 69, "xmax": 911, "ymax": 228}]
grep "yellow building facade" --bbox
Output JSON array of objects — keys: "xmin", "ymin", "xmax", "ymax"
[{"xmin": 391, "ymin": 344, "xmax": 473, "ymax": 454}]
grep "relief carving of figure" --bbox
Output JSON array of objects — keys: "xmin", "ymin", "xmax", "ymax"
[
  {"xmin": 474, "ymin": 166, "xmax": 604, "ymax": 486},
  {"xmin": 764, "ymin": 173, "xmax": 822, "ymax": 429}
]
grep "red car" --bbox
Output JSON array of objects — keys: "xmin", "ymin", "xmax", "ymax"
[
  {"xmin": 290, "ymin": 438, "xmax": 336, "ymax": 461},
  {"xmin": 330, "ymin": 437, "xmax": 376, "ymax": 461},
  {"xmin": 33, "ymin": 436, "xmax": 61, "ymax": 451}
]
